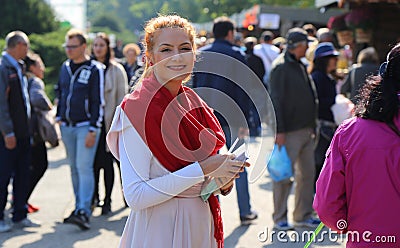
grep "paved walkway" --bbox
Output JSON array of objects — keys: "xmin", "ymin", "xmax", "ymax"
[{"xmin": 0, "ymin": 135, "xmax": 345, "ymax": 248}]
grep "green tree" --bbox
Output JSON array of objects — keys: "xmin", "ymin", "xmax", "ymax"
[
  {"xmin": 29, "ymin": 28, "xmax": 69, "ymax": 100},
  {"xmin": 0, "ymin": 0, "xmax": 59, "ymax": 37},
  {"xmin": 87, "ymin": 0, "xmax": 316, "ymax": 35},
  {"xmin": 92, "ymin": 14, "xmax": 123, "ymax": 32}
]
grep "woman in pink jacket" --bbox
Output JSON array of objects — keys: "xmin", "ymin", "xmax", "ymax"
[{"xmin": 314, "ymin": 43, "xmax": 400, "ymax": 247}]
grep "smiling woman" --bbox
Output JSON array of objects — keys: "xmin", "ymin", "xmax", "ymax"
[
  {"xmin": 106, "ymin": 15, "xmax": 249, "ymax": 248},
  {"xmin": 150, "ymin": 28, "xmax": 195, "ymax": 94}
]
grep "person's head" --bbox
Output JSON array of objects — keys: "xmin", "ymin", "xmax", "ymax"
[
  {"xmin": 286, "ymin": 28, "xmax": 311, "ymax": 59},
  {"xmin": 24, "ymin": 53, "xmax": 45, "ymax": 79},
  {"xmin": 123, "ymin": 43, "xmax": 141, "ymax": 65},
  {"xmin": 316, "ymin": 28, "xmax": 334, "ymax": 43},
  {"xmin": 244, "ymin": 36, "xmax": 257, "ymax": 53},
  {"xmin": 312, "ymin": 42, "xmax": 339, "ymax": 74},
  {"xmin": 260, "ymin": 31, "xmax": 274, "ymax": 44},
  {"xmin": 212, "ymin": 16, "xmax": 235, "ymax": 42},
  {"xmin": 357, "ymin": 47, "xmax": 379, "ymax": 65},
  {"xmin": 303, "ymin": 24, "xmax": 317, "ymax": 37},
  {"xmin": 272, "ymin": 36, "xmax": 286, "ymax": 52},
  {"xmin": 355, "ymin": 43, "xmax": 400, "ymax": 123},
  {"xmin": 116, "ymin": 39, "xmax": 123, "ymax": 48},
  {"xmin": 92, "ymin": 32, "xmax": 112, "ymax": 64},
  {"xmin": 5, "ymin": 31, "xmax": 30, "ymax": 60},
  {"xmin": 142, "ymin": 15, "xmax": 197, "ymax": 84},
  {"xmin": 234, "ymin": 33, "xmax": 243, "ymax": 47},
  {"xmin": 64, "ymin": 28, "xmax": 88, "ymax": 62}
]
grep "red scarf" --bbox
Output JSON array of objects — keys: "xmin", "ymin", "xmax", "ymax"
[{"xmin": 121, "ymin": 75, "xmax": 226, "ymax": 247}]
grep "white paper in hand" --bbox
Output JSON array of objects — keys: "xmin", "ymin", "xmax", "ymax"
[{"xmin": 200, "ymin": 140, "xmax": 249, "ymax": 201}]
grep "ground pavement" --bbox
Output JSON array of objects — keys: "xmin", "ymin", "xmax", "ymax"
[{"xmin": 0, "ymin": 134, "xmax": 345, "ymax": 248}]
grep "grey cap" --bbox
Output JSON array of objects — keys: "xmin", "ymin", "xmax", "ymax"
[{"xmin": 286, "ymin": 28, "xmax": 312, "ymax": 48}]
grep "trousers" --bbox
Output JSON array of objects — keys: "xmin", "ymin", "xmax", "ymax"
[{"xmin": 272, "ymin": 128, "xmax": 315, "ymax": 223}]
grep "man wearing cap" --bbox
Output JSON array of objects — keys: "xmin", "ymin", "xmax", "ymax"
[
  {"xmin": 269, "ymin": 27, "xmax": 319, "ymax": 230},
  {"xmin": 253, "ymin": 31, "xmax": 280, "ymax": 88},
  {"xmin": 310, "ymin": 42, "xmax": 339, "ymax": 188}
]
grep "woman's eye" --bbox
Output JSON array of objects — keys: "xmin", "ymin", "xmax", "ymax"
[
  {"xmin": 181, "ymin": 47, "xmax": 191, "ymax": 51},
  {"xmin": 161, "ymin": 48, "xmax": 171, "ymax": 52}
]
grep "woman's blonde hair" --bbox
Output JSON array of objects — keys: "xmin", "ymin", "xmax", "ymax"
[
  {"xmin": 123, "ymin": 43, "xmax": 141, "ymax": 57},
  {"xmin": 141, "ymin": 15, "xmax": 197, "ymax": 79}
]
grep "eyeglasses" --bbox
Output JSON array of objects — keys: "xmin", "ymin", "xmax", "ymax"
[{"xmin": 63, "ymin": 44, "xmax": 82, "ymax": 50}]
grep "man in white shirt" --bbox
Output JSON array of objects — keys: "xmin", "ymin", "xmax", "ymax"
[{"xmin": 253, "ymin": 31, "xmax": 281, "ymax": 89}]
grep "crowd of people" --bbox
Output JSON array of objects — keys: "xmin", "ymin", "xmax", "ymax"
[{"xmin": 0, "ymin": 13, "xmax": 399, "ymax": 248}]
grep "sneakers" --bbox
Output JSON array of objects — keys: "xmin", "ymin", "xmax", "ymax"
[
  {"xmin": 0, "ymin": 220, "xmax": 11, "ymax": 233},
  {"xmin": 240, "ymin": 210, "xmax": 258, "ymax": 225},
  {"xmin": 293, "ymin": 217, "xmax": 321, "ymax": 228},
  {"xmin": 273, "ymin": 221, "xmax": 294, "ymax": 231},
  {"xmin": 63, "ymin": 210, "xmax": 76, "ymax": 224},
  {"xmin": 67, "ymin": 210, "xmax": 90, "ymax": 230},
  {"xmin": 13, "ymin": 218, "xmax": 41, "ymax": 228}
]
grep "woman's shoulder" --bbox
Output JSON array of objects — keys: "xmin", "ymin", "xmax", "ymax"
[
  {"xmin": 28, "ymin": 76, "xmax": 45, "ymax": 89},
  {"xmin": 110, "ymin": 59, "xmax": 125, "ymax": 69},
  {"xmin": 311, "ymin": 70, "xmax": 328, "ymax": 80},
  {"xmin": 337, "ymin": 117, "xmax": 397, "ymax": 147}
]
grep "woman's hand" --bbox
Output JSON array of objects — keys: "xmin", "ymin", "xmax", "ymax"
[{"xmin": 199, "ymin": 154, "xmax": 250, "ymax": 179}]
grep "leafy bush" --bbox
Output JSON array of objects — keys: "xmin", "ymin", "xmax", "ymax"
[{"xmin": 29, "ymin": 28, "xmax": 69, "ymax": 100}]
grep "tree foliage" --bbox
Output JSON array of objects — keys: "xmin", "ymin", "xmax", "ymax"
[
  {"xmin": 92, "ymin": 14, "xmax": 123, "ymax": 32},
  {"xmin": 87, "ymin": 0, "xmax": 315, "ymax": 38},
  {"xmin": 0, "ymin": 0, "xmax": 59, "ymax": 37}
]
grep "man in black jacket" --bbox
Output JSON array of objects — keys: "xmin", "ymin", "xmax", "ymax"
[
  {"xmin": 0, "ymin": 31, "xmax": 40, "ymax": 232},
  {"xmin": 269, "ymin": 28, "xmax": 319, "ymax": 231},
  {"xmin": 193, "ymin": 17, "xmax": 258, "ymax": 225}
]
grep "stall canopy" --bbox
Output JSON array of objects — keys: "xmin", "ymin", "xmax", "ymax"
[
  {"xmin": 316, "ymin": 0, "xmax": 339, "ymax": 8},
  {"xmin": 317, "ymin": 0, "xmax": 400, "ymax": 8}
]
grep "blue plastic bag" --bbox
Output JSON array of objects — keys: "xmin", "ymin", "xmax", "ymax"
[{"xmin": 267, "ymin": 144, "xmax": 293, "ymax": 182}]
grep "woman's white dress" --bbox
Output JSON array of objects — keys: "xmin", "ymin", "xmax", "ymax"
[{"xmin": 107, "ymin": 106, "xmax": 217, "ymax": 248}]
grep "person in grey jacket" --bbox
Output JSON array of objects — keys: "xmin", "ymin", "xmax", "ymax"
[
  {"xmin": 24, "ymin": 53, "xmax": 54, "ymax": 214},
  {"xmin": 269, "ymin": 28, "xmax": 319, "ymax": 231},
  {"xmin": 0, "ymin": 31, "xmax": 40, "ymax": 232},
  {"xmin": 340, "ymin": 47, "xmax": 379, "ymax": 104}
]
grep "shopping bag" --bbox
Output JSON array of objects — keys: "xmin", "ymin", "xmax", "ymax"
[
  {"xmin": 331, "ymin": 94, "xmax": 354, "ymax": 125},
  {"xmin": 267, "ymin": 144, "xmax": 293, "ymax": 182}
]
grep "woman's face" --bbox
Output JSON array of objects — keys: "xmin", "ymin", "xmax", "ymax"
[
  {"xmin": 92, "ymin": 37, "xmax": 108, "ymax": 62},
  {"xmin": 150, "ymin": 28, "xmax": 195, "ymax": 84},
  {"xmin": 327, "ymin": 56, "xmax": 338, "ymax": 74},
  {"xmin": 125, "ymin": 49, "xmax": 137, "ymax": 64},
  {"xmin": 30, "ymin": 59, "xmax": 45, "ymax": 79}
]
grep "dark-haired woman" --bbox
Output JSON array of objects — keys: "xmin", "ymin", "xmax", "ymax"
[
  {"xmin": 314, "ymin": 43, "xmax": 400, "ymax": 247},
  {"xmin": 91, "ymin": 32, "xmax": 128, "ymax": 214},
  {"xmin": 24, "ymin": 53, "xmax": 53, "ymax": 214},
  {"xmin": 310, "ymin": 42, "xmax": 339, "ymax": 185}
]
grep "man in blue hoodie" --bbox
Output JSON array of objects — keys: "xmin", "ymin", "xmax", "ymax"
[{"xmin": 56, "ymin": 29, "xmax": 105, "ymax": 230}]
